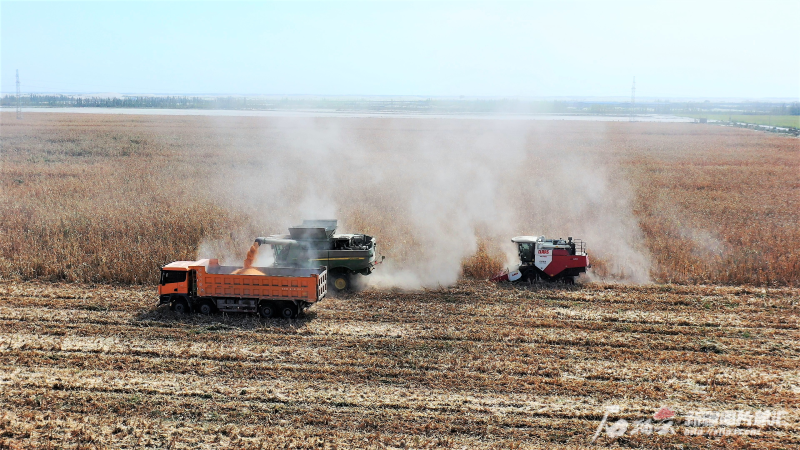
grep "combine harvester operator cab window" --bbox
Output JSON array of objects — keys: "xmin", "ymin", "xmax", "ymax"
[
  {"xmin": 518, "ymin": 242, "xmax": 533, "ymax": 261},
  {"xmin": 272, "ymin": 245, "xmax": 287, "ymax": 262}
]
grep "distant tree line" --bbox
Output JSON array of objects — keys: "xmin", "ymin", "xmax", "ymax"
[
  {"xmin": 680, "ymin": 101, "xmax": 800, "ymax": 116},
  {"xmin": 2, "ymin": 94, "xmax": 798, "ymax": 116},
  {"xmin": 1, "ymin": 94, "xmax": 217, "ymax": 109}
]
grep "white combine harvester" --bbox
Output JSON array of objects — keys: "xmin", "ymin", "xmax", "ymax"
[{"xmin": 492, "ymin": 236, "xmax": 590, "ymax": 284}]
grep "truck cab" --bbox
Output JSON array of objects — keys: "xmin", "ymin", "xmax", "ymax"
[{"xmin": 158, "ymin": 261, "xmax": 193, "ymax": 309}]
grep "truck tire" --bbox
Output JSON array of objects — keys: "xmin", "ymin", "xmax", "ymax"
[
  {"xmin": 198, "ymin": 300, "xmax": 214, "ymax": 315},
  {"xmin": 277, "ymin": 301, "xmax": 298, "ymax": 319},
  {"xmin": 259, "ymin": 301, "xmax": 276, "ymax": 319},
  {"xmin": 172, "ymin": 298, "xmax": 190, "ymax": 314}
]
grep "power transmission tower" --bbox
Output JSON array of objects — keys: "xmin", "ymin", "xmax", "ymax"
[
  {"xmin": 629, "ymin": 76, "xmax": 635, "ymax": 122},
  {"xmin": 16, "ymin": 70, "xmax": 23, "ymax": 120}
]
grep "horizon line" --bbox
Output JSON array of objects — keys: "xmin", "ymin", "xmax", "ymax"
[{"xmin": 2, "ymin": 92, "xmax": 799, "ymax": 103}]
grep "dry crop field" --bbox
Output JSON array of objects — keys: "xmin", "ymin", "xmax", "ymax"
[
  {"xmin": 1, "ymin": 112, "xmax": 798, "ymax": 286},
  {"xmin": 0, "ymin": 280, "xmax": 798, "ymax": 449},
  {"xmin": 0, "ymin": 113, "xmax": 798, "ymax": 448}
]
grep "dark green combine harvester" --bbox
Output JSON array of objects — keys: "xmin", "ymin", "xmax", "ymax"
[{"xmin": 255, "ymin": 220, "xmax": 383, "ymax": 291}]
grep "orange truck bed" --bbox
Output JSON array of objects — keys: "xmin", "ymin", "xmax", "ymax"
[{"xmin": 158, "ymin": 259, "xmax": 327, "ymax": 318}]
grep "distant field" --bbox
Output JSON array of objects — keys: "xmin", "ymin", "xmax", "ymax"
[
  {"xmin": 681, "ymin": 113, "xmax": 800, "ymax": 128},
  {"xmin": 1, "ymin": 112, "xmax": 798, "ymax": 286},
  {"xmin": 0, "ymin": 281, "xmax": 797, "ymax": 448}
]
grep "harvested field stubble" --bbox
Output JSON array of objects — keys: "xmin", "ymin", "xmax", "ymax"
[
  {"xmin": 0, "ymin": 281, "xmax": 797, "ymax": 448},
  {"xmin": 0, "ymin": 112, "xmax": 798, "ymax": 286}
]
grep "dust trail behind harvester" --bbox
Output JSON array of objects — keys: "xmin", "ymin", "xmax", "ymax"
[{"xmin": 200, "ymin": 117, "xmax": 652, "ymax": 288}]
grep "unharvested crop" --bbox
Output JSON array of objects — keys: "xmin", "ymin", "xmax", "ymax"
[{"xmin": 0, "ymin": 112, "xmax": 798, "ymax": 286}]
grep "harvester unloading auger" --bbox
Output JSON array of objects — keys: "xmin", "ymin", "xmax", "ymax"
[{"xmin": 491, "ymin": 236, "xmax": 590, "ymax": 284}]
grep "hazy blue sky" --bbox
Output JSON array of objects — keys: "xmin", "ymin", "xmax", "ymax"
[{"xmin": 2, "ymin": 1, "xmax": 798, "ymax": 99}]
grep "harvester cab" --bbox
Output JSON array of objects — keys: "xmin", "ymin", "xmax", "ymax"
[
  {"xmin": 492, "ymin": 235, "xmax": 589, "ymax": 284},
  {"xmin": 255, "ymin": 220, "xmax": 383, "ymax": 292}
]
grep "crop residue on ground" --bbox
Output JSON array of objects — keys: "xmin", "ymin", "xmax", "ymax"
[{"xmin": 0, "ymin": 281, "xmax": 797, "ymax": 448}]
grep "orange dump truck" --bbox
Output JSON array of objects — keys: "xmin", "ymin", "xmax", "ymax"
[{"xmin": 158, "ymin": 259, "xmax": 327, "ymax": 319}]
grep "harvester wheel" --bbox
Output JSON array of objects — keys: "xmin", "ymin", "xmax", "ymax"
[
  {"xmin": 330, "ymin": 272, "xmax": 350, "ymax": 292},
  {"xmin": 278, "ymin": 302, "xmax": 298, "ymax": 319},
  {"xmin": 259, "ymin": 302, "xmax": 276, "ymax": 319},
  {"xmin": 198, "ymin": 300, "xmax": 214, "ymax": 315},
  {"xmin": 172, "ymin": 298, "xmax": 190, "ymax": 315}
]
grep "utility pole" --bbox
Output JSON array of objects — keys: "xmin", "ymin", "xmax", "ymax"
[
  {"xmin": 16, "ymin": 70, "xmax": 23, "ymax": 120},
  {"xmin": 629, "ymin": 76, "xmax": 635, "ymax": 122}
]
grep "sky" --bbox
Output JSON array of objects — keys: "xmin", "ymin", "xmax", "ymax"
[{"xmin": 1, "ymin": 1, "xmax": 798, "ymax": 99}]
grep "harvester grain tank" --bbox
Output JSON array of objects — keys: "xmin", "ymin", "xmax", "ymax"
[
  {"xmin": 158, "ymin": 259, "xmax": 327, "ymax": 318},
  {"xmin": 492, "ymin": 236, "xmax": 589, "ymax": 284},
  {"xmin": 255, "ymin": 220, "xmax": 383, "ymax": 291}
]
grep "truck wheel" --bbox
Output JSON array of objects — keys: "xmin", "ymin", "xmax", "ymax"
[
  {"xmin": 198, "ymin": 300, "xmax": 214, "ymax": 315},
  {"xmin": 278, "ymin": 302, "xmax": 298, "ymax": 319},
  {"xmin": 330, "ymin": 272, "xmax": 350, "ymax": 292},
  {"xmin": 172, "ymin": 298, "xmax": 190, "ymax": 314},
  {"xmin": 259, "ymin": 302, "xmax": 276, "ymax": 319}
]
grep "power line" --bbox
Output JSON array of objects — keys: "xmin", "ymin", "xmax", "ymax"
[
  {"xmin": 16, "ymin": 70, "xmax": 23, "ymax": 120},
  {"xmin": 630, "ymin": 76, "xmax": 635, "ymax": 122}
]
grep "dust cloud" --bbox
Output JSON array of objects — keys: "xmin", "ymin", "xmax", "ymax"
[{"xmin": 198, "ymin": 117, "xmax": 651, "ymax": 288}]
